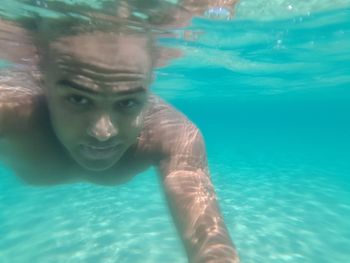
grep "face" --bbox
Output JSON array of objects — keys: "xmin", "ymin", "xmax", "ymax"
[{"xmin": 42, "ymin": 32, "xmax": 153, "ymax": 171}]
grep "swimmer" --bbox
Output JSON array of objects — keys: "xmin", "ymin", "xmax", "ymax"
[{"xmin": 0, "ymin": 2, "xmax": 239, "ymax": 262}]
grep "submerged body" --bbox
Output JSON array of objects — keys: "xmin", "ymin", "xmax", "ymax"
[{"xmin": 0, "ymin": 3, "xmax": 239, "ymax": 261}]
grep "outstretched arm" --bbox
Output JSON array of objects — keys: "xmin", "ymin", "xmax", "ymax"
[{"xmin": 158, "ymin": 123, "xmax": 239, "ymax": 262}]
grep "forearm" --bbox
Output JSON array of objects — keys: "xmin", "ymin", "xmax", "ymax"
[
  {"xmin": 163, "ymin": 170, "xmax": 239, "ymax": 262},
  {"xmin": 185, "ymin": 213, "xmax": 239, "ymax": 263}
]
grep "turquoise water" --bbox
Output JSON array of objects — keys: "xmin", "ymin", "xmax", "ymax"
[{"xmin": 1, "ymin": 1, "xmax": 350, "ymax": 262}]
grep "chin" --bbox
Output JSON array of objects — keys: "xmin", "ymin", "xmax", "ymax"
[
  {"xmin": 71, "ymin": 152, "xmax": 123, "ymax": 171},
  {"xmin": 77, "ymin": 158, "xmax": 120, "ymax": 172},
  {"xmin": 64, "ymin": 141, "xmax": 134, "ymax": 172},
  {"xmin": 68, "ymin": 145, "xmax": 127, "ymax": 172}
]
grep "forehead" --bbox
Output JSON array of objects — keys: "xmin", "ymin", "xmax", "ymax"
[
  {"xmin": 42, "ymin": 32, "xmax": 154, "ymax": 93},
  {"xmin": 47, "ymin": 32, "xmax": 153, "ymax": 75}
]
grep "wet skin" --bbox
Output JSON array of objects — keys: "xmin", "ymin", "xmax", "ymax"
[{"xmin": 0, "ymin": 25, "xmax": 239, "ymax": 262}]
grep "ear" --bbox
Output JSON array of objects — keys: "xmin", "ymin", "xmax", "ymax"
[{"xmin": 0, "ymin": 19, "xmax": 38, "ymax": 68}]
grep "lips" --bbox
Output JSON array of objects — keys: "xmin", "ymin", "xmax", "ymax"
[{"xmin": 79, "ymin": 144, "xmax": 123, "ymax": 160}]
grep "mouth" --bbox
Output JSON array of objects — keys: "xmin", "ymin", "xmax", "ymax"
[{"xmin": 79, "ymin": 144, "xmax": 123, "ymax": 160}]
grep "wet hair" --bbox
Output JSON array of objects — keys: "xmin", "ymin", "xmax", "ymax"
[
  {"xmin": 0, "ymin": 4, "xmax": 182, "ymax": 83},
  {"xmin": 16, "ymin": 12, "xmax": 155, "ymax": 67}
]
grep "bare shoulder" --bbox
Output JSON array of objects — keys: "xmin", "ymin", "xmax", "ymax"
[
  {"xmin": 0, "ymin": 70, "xmax": 43, "ymax": 137},
  {"xmin": 140, "ymin": 94, "xmax": 205, "ymax": 162},
  {"xmin": 0, "ymin": 19, "xmax": 41, "ymax": 138}
]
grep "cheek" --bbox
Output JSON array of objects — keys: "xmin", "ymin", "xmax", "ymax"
[
  {"xmin": 131, "ymin": 109, "xmax": 147, "ymax": 131},
  {"xmin": 119, "ymin": 113, "xmax": 145, "ymax": 141},
  {"xmin": 47, "ymin": 104, "xmax": 87, "ymax": 142},
  {"xmin": 131, "ymin": 114, "xmax": 143, "ymax": 129},
  {"xmin": 51, "ymin": 114, "xmax": 79, "ymax": 142}
]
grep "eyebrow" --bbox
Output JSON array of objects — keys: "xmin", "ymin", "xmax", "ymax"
[{"xmin": 57, "ymin": 79, "xmax": 146, "ymax": 96}]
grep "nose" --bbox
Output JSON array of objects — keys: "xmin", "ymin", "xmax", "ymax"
[{"xmin": 87, "ymin": 114, "xmax": 118, "ymax": 142}]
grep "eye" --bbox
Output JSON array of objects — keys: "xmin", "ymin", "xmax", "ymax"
[
  {"xmin": 66, "ymin": 95, "xmax": 91, "ymax": 106},
  {"xmin": 117, "ymin": 99, "xmax": 138, "ymax": 109}
]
